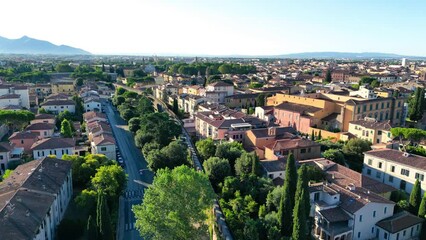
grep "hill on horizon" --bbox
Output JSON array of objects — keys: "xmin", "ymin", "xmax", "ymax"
[{"xmin": 0, "ymin": 35, "xmax": 90, "ymax": 55}]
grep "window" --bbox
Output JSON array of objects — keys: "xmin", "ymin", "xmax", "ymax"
[
  {"xmin": 370, "ymin": 104, "xmax": 373, "ymax": 110},
  {"xmin": 378, "ymin": 162, "xmax": 382, "ymax": 169},
  {"xmin": 314, "ymin": 192, "xmax": 320, "ymax": 201},
  {"xmin": 378, "ymin": 130, "xmax": 382, "ymax": 135},
  {"xmin": 367, "ymin": 169, "xmax": 372, "ymax": 175},
  {"xmin": 381, "ymin": 102, "xmax": 384, "ymax": 109},
  {"xmin": 391, "ymin": 165, "xmax": 395, "ymax": 172},
  {"xmin": 101, "ymin": 147, "xmax": 107, "ymax": 151},
  {"xmin": 376, "ymin": 172, "xmax": 381, "ymax": 179},
  {"xmin": 403, "ymin": 230, "xmax": 406, "ymax": 236},
  {"xmin": 363, "ymin": 105, "xmax": 367, "ymax": 111},
  {"xmin": 368, "ymin": 159, "xmax": 372, "ymax": 165},
  {"xmin": 371, "ymin": 227, "xmax": 374, "ymax": 233},
  {"xmin": 0, "ymin": 156, "xmax": 3, "ymax": 160},
  {"xmin": 387, "ymin": 102, "xmax": 390, "ymax": 108},
  {"xmin": 396, "ymin": 233, "xmax": 400, "ymax": 240},
  {"xmin": 21, "ymin": 140, "xmax": 24, "ymax": 144},
  {"xmin": 358, "ymin": 232, "xmax": 361, "ymax": 239},
  {"xmin": 384, "ymin": 232, "xmax": 388, "ymax": 239},
  {"xmin": 396, "ymin": 112, "xmax": 400, "ymax": 119},
  {"xmin": 359, "ymin": 215, "xmax": 363, "ymax": 222},
  {"xmin": 384, "ymin": 207, "xmax": 387, "ymax": 214},
  {"xmin": 398, "ymin": 101, "xmax": 401, "ymax": 107},
  {"xmin": 357, "ymin": 107, "xmax": 360, "ymax": 113},
  {"xmin": 416, "ymin": 173, "xmax": 424, "ymax": 181},
  {"xmin": 373, "ymin": 211, "xmax": 376, "ymax": 217},
  {"xmin": 401, "ymin": 169, "xmax": 410, "ymax": 176},
  {"xmin": 376, "ymin": 103, "xmax": 379, "ymax": 109},
  {"xmin": 301, "ymin": 149, "xmax": 306, "ymax": 154},
  {"xmin": 389, "ymin": 176, "xmax": 394, "ymax": 183},
  {"xmin": 400, "ymin": 180, "xmax": 407, "ymax": 191}
]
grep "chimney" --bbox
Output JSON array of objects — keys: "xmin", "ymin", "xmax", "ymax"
[{"xmin": 268, "ymin": 127, "xmax": 276, "ymax": 136}]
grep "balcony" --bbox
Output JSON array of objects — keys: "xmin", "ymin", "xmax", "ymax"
[{"xmin": 314, "ymin": 221, "xmax": 352, "ymax": 240}]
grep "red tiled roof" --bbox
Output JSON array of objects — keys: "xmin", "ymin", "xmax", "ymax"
[
  {"xmin": 31, "ymin": 138, "xmax": 75, "ymax": 150},
  {"xmin": 365, "ymin": 149, "xmax": 426, "ymax": 171}
]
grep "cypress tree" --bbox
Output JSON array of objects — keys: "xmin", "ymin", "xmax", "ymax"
[
  {"xmin": 278, "ymin": 153, "xmax": 298, "ymax": 236},
  {"xmin": 292, "ymin": 189, "xmax": 307, "ymax": 240},
  {"xmin": 311, "ymin": 130, "xmax": 315, "ymax": 141},
  {"xmin": 318, "ymin": 130, "xmax": 322, "ymax": 140},
  {"xmin": 418, "ymin": 193, "xmax": 426, "ymax": 217},
  {"xmin": 295, "ymin": 164, "xmax": 310, "ymax": 219},
  {"xmin": 409, "ymin": 87, "xmax": 424, "ymax": 121},
  {"xmin": 96, "ymin": 193, "xmax": 114, "ymax": 240},
  {"xmin": 410, "ymin": 179, "xmax": 422, "ymax": 214},
  {"xmin": 87, "ymin": 215, "xmax": 98, "ymax": 240}
]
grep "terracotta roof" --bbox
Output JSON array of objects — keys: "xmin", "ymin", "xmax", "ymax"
[
  {"xmin": 319, "ymin": 207, "xmax": 352, "ymax": 223},
  {"xmin": 45, "ymin": 93, "xmax": 71, "ymax": 100},
  {"xmin": 31, "ymin": 137, "xmax": 75, "ymax": 150},
  {"xmin": 365, "ymin": 149, "xmax": 426, "ymax": 171},
  {"xmin": 0, "ymin": 142, "xmax": 13, "ymax": 152},
  {"xmin": 92, "ymin": 133, "xmax": 116, "ymax": 146},
  {"xmin": 0, "ymin": 157, "xmax": 72, "ymax": 240},
  {"xmin": 209, "ymin": 81, "xmax": 233, "ymax": 87},
  {"xmin": 83, "ymin": 111, "xmax": 107, "ymax": 121},
  {"xmin": 34, "ymin": 113, "xmax": 55, "ymax": 120},
  {"xmin": 275, "ymin": 101, "xmax": 322, "ymax": 114},
  {"xmin": 40, "ymin": 99, "xmax": 75, "ymax": 106},
  {"xmin": 376, "ymin": 211, "xmax": 424, "ymax": 234},
  {"xmin": 9, "ymin": 131, "xmax": 40, "ymax": 140},
  {"xmin": 249, "ymin": 127, "xmax": 296, "ymax": 139},
  {"xmin": 1, "ymin": 105, "xmax": 21, "ymax": 110},
  {"xmin": 260, "ymin": 159, "xmax": 286, "ymax": 173},
  {"xmin": 325, "ymin": 163, "xmax": 396, "ymax": 194},
  {"xmin": 224, "ymin": 93, "xmax": 259, "ymax": 100},
  {"xmin": 349, "ymin": 119, "xmax": 392, "ymax": 131},
  {"xmin": 25, "ymin": 123, "xmax": 55, "ymax": 131},
  {"xmin": 267, "ymin": 138, "xmax": 320, "ymax": 151}
]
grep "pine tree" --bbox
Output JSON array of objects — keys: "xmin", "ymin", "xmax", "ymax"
[
  {"xmin": 311, "ymin": 130, "xmax": 315, "ymax": 141},
  {"xmin": 87, "ymin": 215, "xmax": 98, "ymax": 240},
  {"xmin": 318, "ymin": 130, "xmax": 322, "ymax": 140},
  {"xmin": 278, "ymin": 153, "xmax": 298, "ymax": 236},
  {"xmin": 418, "ymin": 193, "xmax": 426, "ymax": 217},
  {"xmin": 410, "ymin": 179, "xmax": 422, "ymax": 214},
  {"xmin": 96, "ymin": 193, "xmax": 114, "ymax": 240},
  {"xmin": 292, "ymin": 189, "xmax": 307, "ymax": 240}
]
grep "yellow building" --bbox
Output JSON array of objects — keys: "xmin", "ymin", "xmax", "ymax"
[
  {"xmin": 267, "ymin": 93, "xmax": 405, "ymax": 132},
  {"xmin": 51, "ymin": 82, "xmax": 75, "ymax": 94},
  {"xmin": 348, "ymin": 119, "xmax": 393, "ymax": 144}
]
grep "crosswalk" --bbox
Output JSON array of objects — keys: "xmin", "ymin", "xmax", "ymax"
[
  {"xmin": 125, "ymin": 222, "xmax": 136, "ymax": 231},
  {"xmin": 124, "ymin": 189, "xmax": 144, "ymax": 199}
]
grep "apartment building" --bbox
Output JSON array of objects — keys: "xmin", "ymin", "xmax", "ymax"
[
  {"xmin": 40, "ymin": 99, "xmax": 76, "ymax": 114},
  {"xmin": 0, "ymin": 84, "xmax": 30, "ymax": 109},
  {"xmin": 201, "ymin": 81, "xmax": 234, "ymax": 104},
  {"xmin": 363, "ymin": 149, "xmax": 426, "ymax": 194},
  {"xmin": 91, "ymin": 134, "xmax": 116, "ymax": 160},
  {"xmin": 224, "ymin": 93, "xmax": 259, "ymax": 109},
  {"xmin": 0, "ymin": 157, "xmax": 73, "ymax": 240},
  {"xmin": 267, "ymin": 93, "xmax": 405, "ymax": 132},
  {"xmin": 348, "ymin": 119, "xmax": 393, "ymax": 144},
  {"xmin": 31, "ymin": 137, "xmax": 76, "ymax": 159}
]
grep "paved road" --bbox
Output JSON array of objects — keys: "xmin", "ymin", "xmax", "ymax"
[{"xmin": 104, "ymin": 101, "xmax": 154, "ymax": 240}]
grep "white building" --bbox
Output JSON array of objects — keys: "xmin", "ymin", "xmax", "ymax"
[
  {"xmin": 363, "ymin": 149, "xmax": 426, "ymax": 194},
  {"xmin": 375, "ymin": 211, "xmax": 423, "ymax": 240},
  {"xmin": 91, "ymin": 134, "xmax": 116, "ymax": 160},
  {"xmin": 31, "ymin": 137, "xmax": 76, "ymax": 159},
  {"xmin": 84, "ymin": 98, "xmax": 102, "ymax": 112},
  {"xmin": 349, "ymin": 86, "xmax": 377, "ymax": 99},
  {"xmin": 0, "ymin": 157, "xmax": 73, "ymax": 240},
  {"xmin": 0, "ymin": 85, "xmax": 30, "ymax": 109},
  {"xmin": 83, "ymin": 111, "xmax": 107, "ymax": 123},
  {"xmin": 202, "ymin": 81, "xmax": 234, "ymax": 104},
  {"xmin": 40, "ymin": 99, "xmax": 76, "ymax": 114}
]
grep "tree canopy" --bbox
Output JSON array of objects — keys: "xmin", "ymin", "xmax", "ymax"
[
  {"xmin": 195, "ymin": 138, "xmax": 216, "ymax": 161},
  {"xmin": 133, "ymin": 166, "xmax": 215, "ymax": 240}
]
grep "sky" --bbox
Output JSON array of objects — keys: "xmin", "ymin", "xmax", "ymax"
[{"xmin": 1, "ymin": 0, "xmax": 426, "ymax": 56}]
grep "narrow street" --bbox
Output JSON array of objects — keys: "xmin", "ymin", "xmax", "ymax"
[{"xmin": 104, "ymin": 101, "xmax": 154, "ymax": 240}]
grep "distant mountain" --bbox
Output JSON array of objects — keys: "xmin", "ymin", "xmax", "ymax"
[
  {"xmin": 0, "ymin": 35, "xmax": 90, "ymax": 55},
  {"xmin": 273, "ymin": 52, "xmax": 423, "ymax": 59}
]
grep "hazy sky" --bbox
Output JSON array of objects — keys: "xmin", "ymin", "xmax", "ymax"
[{"xmin": 1, "ymin": 0, "xmax": 425, "ymax": 56}]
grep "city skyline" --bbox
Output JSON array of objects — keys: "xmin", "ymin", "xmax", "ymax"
[{"xmin": 1, "ymin": 0, "xmax": 426, "ymax": 56}]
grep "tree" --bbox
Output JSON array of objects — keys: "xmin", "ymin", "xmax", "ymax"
[
  {"xmin": 359, "ymin": 76, "xmax": 376, "ymax": 86},
  {"xmin": 215, "ymin": 142, "xmax": 244, "ymax": 173},
  {"xmin": 278, "ymin": 153, "xmax": 297, "ymax": 236},
  {"xmin": 75, "ymin": 77, "xmax": 84, "ymax": 87},
  {"xmin": 137, "ymin": 97, "xmax": 154, "ymax": 115},
  {"xmin": 390, "ymin": 127, "xmax": 426, "ymax": 151},
  {"xmin": 203, "ymin": 157, "xmax": 231, "ymax": 189},
  {"xmin": 370, "ymin": 80, "xmax": 380, "ymax": 88},
  {"xmin": 234, "ymin": 152, "xmax": 261, "ymax": 176},
  {"xmin": 311, "ymin": 129, "xmax": 315, "ymax": 141},
  {"xmin": 73, "ymin": 95, "xmax": 84, "ymax": 120},
  {"xmin": 146, "ymin": 141, "xmax": 189, "ymax": 172},
  {"xmin": 172, "ymin": 98, "xmax": 179, "ymax": 114},
  {"xmin": 91, "ymin": 165, "xmax": 127, "ymax": 200},
  {"xmin": 409, "ymin": 87, "xmax": 425, "ymax": 121},
  {"xmin": 342, "ymin": 138, "xmax": 372, "ymax": 159},
  {"xmin": 324, "ymin": 69, "xmax": 332, "ymax": 83},
  {"xmin": 133, "ymin": 166, "xmax": 215, "ymax": 239},
  {"xmin": 255, "ymin": 94, "xmax": 266, "ymax": 107},
  {"xmin": 87, "ymin": 215, "xmax": 98, "ymax": 240},
  {"xmin": 318, "ymin": 130, "xmax": 322, "ymax": 140},
  {"xmin": 142, "ymin": 141, "xmax": 160, "ymax": 157},
  {"xmin": 128, "ymin": 117, "xmax": 141, "ymax": 133},
  {"xmin": 60, "ymin": 119, "xmax": 73, "ymax": 138},
  {"xmin": 295, "ymin": 165, "xmax": 310, "ymax": 219},
  {"xmin": 323, "ymin": 149, "xmax": 345, "ymax": 165},
  {"xmin": 292, "ymin": 189, "xmax": 307, "ymax": 240},
  {"xmin": 195, "ymin": 138, "xmax": 216, "ymax": 161},
  {"xmin": 410, "ymin": 179, "xmax": 422, "ymax": 214},
  {"xmin": 418, "ymin": 193, "xmax": 426, "ymax": 217},
  {"xmin": 96, "ymin": 193, "xmax": 114, "ymax": 240}
]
